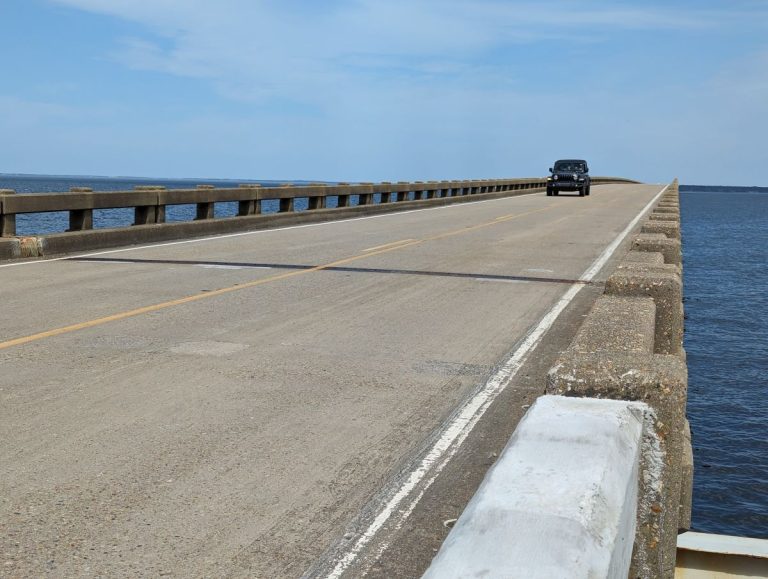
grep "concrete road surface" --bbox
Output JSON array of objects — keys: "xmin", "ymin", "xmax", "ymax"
[{"xmin": 0, "ymin": 183, "xmax": 665, "ymax": 578}]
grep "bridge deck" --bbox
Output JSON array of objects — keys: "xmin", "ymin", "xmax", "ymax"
[{"xmin": 0, "ymin": 183, "xmax": 663, "ymax": 577}]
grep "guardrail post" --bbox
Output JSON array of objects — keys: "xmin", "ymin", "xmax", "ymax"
[
  {"xmin": 334, "ymin": 183, "xmax": 349, "ymax": 208},
  {"xmin": 133, "ymin": 185, "xmax": 166, "ymax": 225},
  {"xmin": 68, "ymin": 187, "xmax": 93, "ymax": 231},
  {"xmin": 237, "ymin": 184, "xmax": 261, "ymax": 215},
  {"xmin": 0, "ymin": 189, "xmax": 17, "ymax": 237},
  {"xmin": 195, "ymin": 185, "xmax": 215, "ymax": 220},
  {"xmin": 278, "ymin": 183, "xmax": 294, "ymax": 212},
  {"xmin": 308, "ymin": 196, "xmax": 325, "ymax": 210},
  {"xmin": 358, "ymin": 192, "xmax": 372, "ymax": 205},
  {"xmin": 395, "ymin": 182, "xmax": 409, "ymax": 202},
  {"xmin": 378, "ymin": 182, "xmax": 391, "ymax": 204},
  {"xmin": 306, "ymin": 184, "xmax": 326, "ymax": 210}
]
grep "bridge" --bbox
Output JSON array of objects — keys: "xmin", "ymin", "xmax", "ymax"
[{"xmin": 0, "ymin": 179, "xmax": 702, "ymax": 577}]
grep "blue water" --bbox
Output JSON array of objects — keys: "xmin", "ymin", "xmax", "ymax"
[
  {"xmin": 681, "ymin": 187, "xmax": 768, "ymax": 538},
  {"xmin": 2, "ymin": 175, "xmax": 766, "ymax": 538},
  {"xmin": 0, "ymin": 174, "xmax": 347, "ymax": 235}
]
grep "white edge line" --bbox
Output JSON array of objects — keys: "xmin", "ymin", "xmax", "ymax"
[
  {"xmin": 473, "ymin": 278, "xmax": 527, "ymax": 284},
  {"xmin": 0, "ymin": 192, "xmax": 543, "ymax": 269},
  {"xmin": 194, "ymin": 264, "xmax": 248, "ymax": 270},
  {"xmin": 323, "ymin": 183, "xmax": 669, "ymax": 578}
]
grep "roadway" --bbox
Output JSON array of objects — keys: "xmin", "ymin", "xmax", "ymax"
[{"xmin": 0, "ymin": 182, "xmax": 664, "ymax": 577}]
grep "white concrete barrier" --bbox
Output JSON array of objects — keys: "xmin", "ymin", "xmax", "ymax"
[{"xmin": 422, "ymin": 395, "xmax": 650, "ymax": 579}]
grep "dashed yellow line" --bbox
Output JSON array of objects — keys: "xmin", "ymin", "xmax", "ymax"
[
  {"xmin": 0, "ymin": 205, "xmax": 554, "ymax": 351},
  {"xmin": 363, "ymin": 238, "xmax": 416, "ymax": 252}
]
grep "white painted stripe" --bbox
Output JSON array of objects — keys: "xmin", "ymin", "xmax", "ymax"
[
  {"xmin": 322, "ymin": 183, "xmax": 669, "ymax": 578},
  {"xmin": 0, "ymin": 192, "xmax": 544, "ymax": 269},
  {"xmin": 473, "ymin": 278, "xmax": 527, "ymax": 284},
  {"xmin": 525, "ymin": 268, "xmax": 554, "ymax": 274},
  {"xmin": 194, "ymin": 264, "xmax": 247, "ymax": 270},
  {"xmin": 70, "ymin": 259, "xmax": 133, "ymax": 265}
]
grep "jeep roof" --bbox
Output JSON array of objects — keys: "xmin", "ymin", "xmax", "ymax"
[{"xmin": 552, "ymin": 159, "xmax": 588, "ymax": 172}]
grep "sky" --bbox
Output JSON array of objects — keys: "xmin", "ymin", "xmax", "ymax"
[{"xmin": 0, "ymin": 1, "xmax": 766, "ymax": 185}]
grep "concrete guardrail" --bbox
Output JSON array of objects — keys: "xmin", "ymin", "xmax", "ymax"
[
  {"xmin": 0, "ymin": 176, "xmax": 639, "ymax": 260},
  {"xmin": 423, "ymin": 179, "xmax": 690, "ymax": 579},
  {"xmin": 423, "ymin": 395, "xmax": 653, "ymax": 579}
]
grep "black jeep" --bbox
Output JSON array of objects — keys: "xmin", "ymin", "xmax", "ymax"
[{"xmin": 547, "ymin": 159, "xmax": 590, "ymax": 196}]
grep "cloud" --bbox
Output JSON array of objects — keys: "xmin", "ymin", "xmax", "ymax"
[
  {"xmin": 29, "ymin": 1, "xmax": 768, "ymax": 184},
  {"xmin": 49, "ymin": 0, "xmax": 757, "ymax": 105}
]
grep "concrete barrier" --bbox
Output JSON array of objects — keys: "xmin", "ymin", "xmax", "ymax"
[
  {"xmin": 0, "ymin": 238, "xmax": 17, "ymax": 259},
  {"xmin": 605, "ymin": 267, "xmax": 684, "ymax": 356},
  {"xmin": 0, "ymin": 176, "xmax": 640, "ymax": 260},
  {"xmin": 641, "ymin": 220, "xmax": 680, "ymax": 239},
  {"xmin": 547, "ymin": 353, "xmax": 687, "ymax": 578},
  {"xmin": 679, "ymin": 419, "xmax": 693, "ymax": 531},
  {"xmin": 422, "ymin": 396, "xmax": 652, "ymax": 579},
  {"xmin": 648, "ymin": 213, "xmax": 679, "ymax": 221},
  {"xmin": 567, "ymin": 295, "xmax": 656, "ymax": 354},
  {"xmin": 630, "ymin": 234, "xmax": 682, "ymax": 266},
  {"xmin": 545, "ymin": 178, "xmax": 689, "ymax": 578}
]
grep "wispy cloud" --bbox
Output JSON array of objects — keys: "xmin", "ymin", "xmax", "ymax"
[
  {"xmin": 11, "ymin": 1, "xmax": 767, "ymax": 183},
  {"xmin": 50, "ymin": 0, "xmax": 761, "ymax": 104}
]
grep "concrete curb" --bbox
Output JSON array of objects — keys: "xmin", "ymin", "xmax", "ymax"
[
  {"xmin": 0, "ymin": 238, "xmax": 17, "ymax": 260},
  {"xmin": 422, "ymin": 396, "xmax": 650, "ymax": 579}
]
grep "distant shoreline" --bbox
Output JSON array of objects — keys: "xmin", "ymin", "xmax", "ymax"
[
  {"xmin": 681, "ymin": 184, "xmax": 768, "ymax": 193},
  {"xmin": 0, "ymin": 173, "xmax": 314, "ymax": 184}
]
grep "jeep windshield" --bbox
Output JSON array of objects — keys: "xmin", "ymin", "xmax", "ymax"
[{"xmin": 554, "ymin": 162, "xmax": 586, "ymax": 172}]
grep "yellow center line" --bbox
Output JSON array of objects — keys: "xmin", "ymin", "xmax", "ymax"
[
  {"xmin": 0, "ymin": 205, "xmax": 556, "ymax": 351},
  {"xmin": 363, "ymin": 238, "xmax": 416, "ymax": 252}
]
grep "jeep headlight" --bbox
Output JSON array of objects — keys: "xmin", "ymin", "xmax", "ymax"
[{"xmin": 553, "ymin": 174, "xmax": 558, "ymax": 180}]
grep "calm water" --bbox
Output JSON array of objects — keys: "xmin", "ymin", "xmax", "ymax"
[
  {"xmin": 2, "ymin": 175, "xmax": 766, "ymax": 538},
  {"xmin": 681, "ymin": 187, "xmax": 768, "ymax": 538}
]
